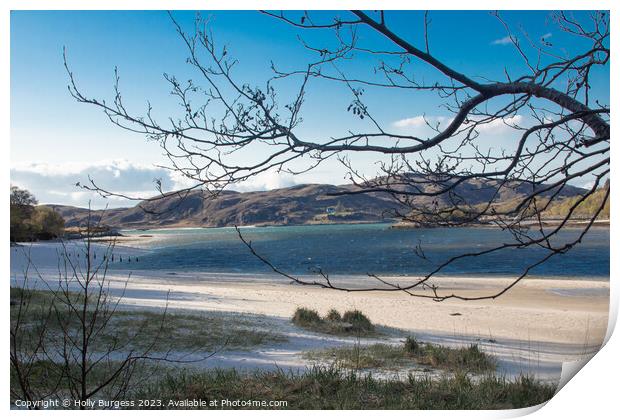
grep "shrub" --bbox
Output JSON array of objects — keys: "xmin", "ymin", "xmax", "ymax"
[
  {"xmin": 342, "ymin": 310, "xmax": 374, "ymax": 332},
  {"xmin": 404, "ymin": 336, "xmax": 419, "ymax": 354},
  {"xmin": 30, "ymin": 206, "xmax": 65, "ymax": 240},
  {"xmin": 458, "ymin": 344, "xmax": 491, "ymax": 371},
  {"xmin": 292, "ymin": 307, "xmax": 322, "ymax": 327},
  {"xmin": 325, "ymin": 309, "xmax": 342, "ymax": 322},
  {"xmin": 407, "ymin": 342, "xmax": 495, "ymax": 372},
  {"xmin": 291, "ymin": 307, "xmax": 376, "ymax": 336}
]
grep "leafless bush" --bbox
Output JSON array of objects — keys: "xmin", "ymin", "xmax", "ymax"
[{"xmin": 10, "ymin": 212, "xmax": 213, "ymax": 408}]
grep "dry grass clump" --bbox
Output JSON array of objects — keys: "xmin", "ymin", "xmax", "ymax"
[
  {"xmin": 292, "ymin": 307, "xmax": 375, "ymax": 336},
  {"xmin": 307, "ymin": 336, "xmax": 495, "ymax": 373}
]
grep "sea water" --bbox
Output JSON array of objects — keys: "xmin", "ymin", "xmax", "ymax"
[{"xmin": 117, "ymin": 223, "xmax": 610, "ymax": 279}]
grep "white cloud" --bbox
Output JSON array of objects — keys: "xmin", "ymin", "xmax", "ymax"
[
  {"xmin": 10, "ymin": 159, "xmax": 190, "ymax": 208},
  {"xmin": 233, "ymin": 169, "xmax": 297, "ymax": 192},
  {"xmin": 392, "ymin": 115, "xmax": 427, "ymax": 128},
  {"xmin": 392, "ymin": 115, "xmax": 450, "ymax": 129},
  {"xmin": 11, "ymin": 159, "xmax": 154, "ymax": 177},
  {"xmin": 10, "ymin": 159, "xmax": 300, "ymax": 208},
  {"xmin": 392, "ymin": 114, "xmax": 524, "ymax": 134},
  {"xmin": 491, "ymin": 35, "xmax": 515, "ymax": 45},
  {"xmin": 541, "ymin": 32, "xmax": 553, "ymax": 40},
  {"xmin": 469, "ymin": 115, "xmax": 524, "ymax": 133},
  {"xmin": 169, "ymin": 170, "xmax": 199, "ymax": 191},
  {"xmin": 580, "ymin": 180, "xmax": 595, "ymax": 190}
]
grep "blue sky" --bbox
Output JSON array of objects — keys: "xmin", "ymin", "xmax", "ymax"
[{"xmin": 10, "ymin": 10, "xmax": 610, "ymax": 207}]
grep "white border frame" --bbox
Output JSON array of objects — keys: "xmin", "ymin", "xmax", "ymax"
[{"xmin": 3, "ymin": 2, "xmax": 616, "ymax": 419}]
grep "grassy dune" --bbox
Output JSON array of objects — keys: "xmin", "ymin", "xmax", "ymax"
[
  {"xmin": 134, "ymin": 366, "xmax": 555, "ymax": 410},
  {"xmin": 305, "ymin": 338, "xmax": 495, "ymax": 373}
]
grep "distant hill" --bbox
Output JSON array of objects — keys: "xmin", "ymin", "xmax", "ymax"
[
  {"xmin": 47, "ymin": 178, "xmax": 588, "ymax": 230},
  {"xmin": 543, "ymin": 181, "xmax": 610, "ymax": 220},
  {"xmin": 49, "ymin": 184, "xmax": 404, "ymax": 229}
]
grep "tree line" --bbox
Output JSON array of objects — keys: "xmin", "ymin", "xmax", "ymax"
[{"xmin": 10, "ymin": 186, "xmax": 65, "ymax": 242}]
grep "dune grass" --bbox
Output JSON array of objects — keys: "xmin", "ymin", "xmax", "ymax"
[
  {"xmin": 305, "ymin": 336, "xmax": 495, "ymax": 373},
  {"xmin": 132, "ymin": 365, "xmax": 555, "ymax": 409},
  {"xmin": 404, "ymin": 336, "xmax": 495, "ymax": 372},
  {"xmin": 11, "ymin": 362, "xmax": 555, "ymax": 410},
  {"xmin": 292, "ymin": 307, "xmax": 375, "ymax": 336},
  {"xmin": 306, "ymin": 343, "xmax": 406, "ymax": 370}
]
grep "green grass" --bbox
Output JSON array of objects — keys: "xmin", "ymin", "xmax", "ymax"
[
  {"xmin": 131, "ymin": 366, "xmax": 555, "ymax": 409},
  {"xmin": 292, "ymin": 307, "xmax": 323, "ymax": 326},
  {"xmin": 109, "ymin": 310, "xmax": 286, "ymax": 351},
  {"xmin": 10, "ymin": 359, "xmax": 159, "ymax": 401},
  {"xmin": 305, "ymin": 337, "xmax": 496, "ymax": 373},
  {"xmin": 291, "ymin": 307, "xmax": 375, "ymax": 337},
  {"xmin": 342, "ymin": 310, "xmax": 374, "ymax": 332},
  {"xmin": 325, "ymin": 309, "xmax": 342, "ymax": 322},
  {"xmin": 11, "ymin": 361, "xmax": 555, "ymax": 410},
  {"xmin": 306, "ymin": 344, "xmax": 406, "ymax": 370},
  {"xmin": 405, "ymin": 336, "xmax": 495, "ymax": 372}
]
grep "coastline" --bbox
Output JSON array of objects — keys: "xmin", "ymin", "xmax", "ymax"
[
  {"xmin": 10, "ymin": 240, "xmax": 609, "ymax": 380},
  {"xmin": 10, "ymin": 241, "xmax": 610, "ymax": 346},
  {"xmin": 48, "ymin": 215, "xmax": 612, "ymax": 234},
  {"xmin": 68, "ymin": 221, "xmax": 610, "ymax": 250},
  {"xmin": 391, "ymin": 219, "xmax": 611, "ymax": 229},
  {"xmin": 101, "ymin": 271, "xmax": 610, "ymax": 348}
]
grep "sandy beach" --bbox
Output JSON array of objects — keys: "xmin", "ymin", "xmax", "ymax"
[
  {"xmin": 10, "ymin": 241, "xmax": 610, "ymax": 381},
  {"xmin": 115, "ymin": 274, "xmax": 610, "ymax": 347}
]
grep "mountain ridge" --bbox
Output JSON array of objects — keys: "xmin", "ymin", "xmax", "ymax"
[{"xmin": 47, "ymin": 179, "xmax": 588, "ymax": 230}]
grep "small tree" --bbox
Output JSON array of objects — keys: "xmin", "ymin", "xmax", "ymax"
[
  {"xmin": 10, "ymin": 186, "xmax": 38, "ymax": 242},
  {"xmin": 10, "ymin": 187, "xmax": 66, "ymax": 242},
  {"xmin": 10, "ymin": 186, "xmax": 38, "ymax": 209},
  {"xmin": 30, "ymin": 207, "xmax": 65, "ymax": 240}
]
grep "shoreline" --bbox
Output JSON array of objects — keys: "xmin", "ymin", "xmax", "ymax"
[
  {"xmin": 10, "ymin": 240, "xmax": 610, "ymax": 380},
  {"xmin": 11, "ymin": 262, "xmax": 609, "ymax": 349},
  {"xmin": 10, "ymin": 268, "xmax": 609, "ymax": 381},
  {"xmin": 108, "ymin": 272, "xmax": 610, "ymax": 346},
  {"xmin": 391, "ymin": 219, "xmax": 610, "ymax": 229},
  {"xmin": 11, "ymin": 240, "xmax": 610, "ymax": 284},
  {"xmin": 44, "ymin": 218, "xmax": 612, "ymax": 235}
]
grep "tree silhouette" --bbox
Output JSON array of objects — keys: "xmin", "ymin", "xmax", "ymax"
[{"xmin": 65, "ymin": 10, "xmax": 609, "ymax": 300}]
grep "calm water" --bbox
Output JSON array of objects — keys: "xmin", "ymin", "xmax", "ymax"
[{"xmin": 119, "ymin": 224, "xmax": 610, "ymax": 279}]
